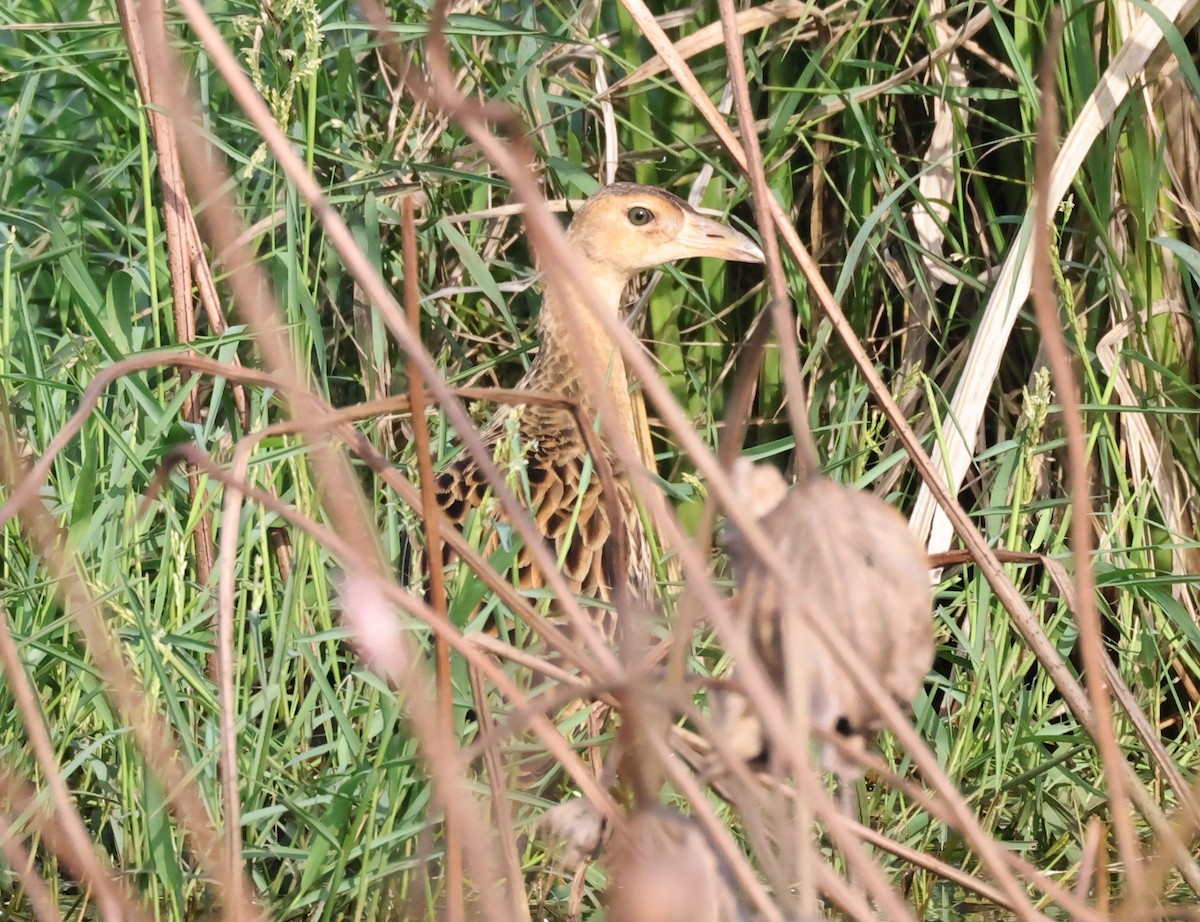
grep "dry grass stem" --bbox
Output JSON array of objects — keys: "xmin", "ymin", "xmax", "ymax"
[{"xmin": 6, "ymin": 0, "xmax": 1199, "ymax": 916}]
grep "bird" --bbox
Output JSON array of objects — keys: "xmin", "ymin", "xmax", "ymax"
[
  {"xmin": 719, "ymin": 458, "xmax": 935, "ymax": 790},
  {"xmin": 433, "ymin": 184, "xmax": 763, "ymax": 636}
]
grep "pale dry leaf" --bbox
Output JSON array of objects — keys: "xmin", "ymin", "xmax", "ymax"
[
  {"xmin": 608, "ymin": 0, "xmax": 830, "ymax": 93},
  {"xmin": 538, "ymin": 798, "xmax": 608, "ymax": 871},
  {"xmin": 605, "ymin": 807, "xmax": 742, "ymax": 922},
  {"xmin": 911, "ymin": 0, "xmax": 969, "ymax": 288},
  {"xmin": 911, "ymin": 0, "xmax": 1199, "ymax": 555},
  {"xmin": 723, "ymin": 465, "xmax": 934, "ymax": 779}
]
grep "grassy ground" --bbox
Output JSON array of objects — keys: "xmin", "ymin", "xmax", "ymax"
[{"xmin": 2, "ymin": 0, "xmax": 1200, "ymax": 919}]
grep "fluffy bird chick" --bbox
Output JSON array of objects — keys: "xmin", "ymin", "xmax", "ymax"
[
  {"xmin": 719, "ymin": 459, "xmax": 935, "ymax": 781},
  {"xmin": 434, "ymin": 185, "xmax": 763, "ymax": 626}
]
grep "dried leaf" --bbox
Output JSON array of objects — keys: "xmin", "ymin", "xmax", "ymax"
[
  {"xmin": 605, "ymin": 807, "xmax": 742, "ymax": 922},
  {"xmin": 608, "ymin": 1, "xmax": 830, "ymax": 93},
  {"xmin": 911, "ymin": 0, "xmax": 968, "ymax": 288},
  {"xmin": 723, "ymin": 464, "xmax": 934, "ymax": 777},
  {"xmin": 538, "ymin": 798, "xmax": 608, "ymax": 871},
  {"xmin": 911, "ymin": 0, "xmax": 1198, "ymax": 554}
]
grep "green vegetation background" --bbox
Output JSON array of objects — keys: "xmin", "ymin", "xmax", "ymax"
[{"xmin": 2, "ymin": 0, "xmax": 1199, "ymax": 917}]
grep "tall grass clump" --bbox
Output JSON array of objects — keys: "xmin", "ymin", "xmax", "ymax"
[{"xmin": 1, "ymin": 0, "xmax": 1199, "ymax": 918}]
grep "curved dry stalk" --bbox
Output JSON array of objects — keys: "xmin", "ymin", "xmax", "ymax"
[
  {"xmin": 1029, "ymin": 16, "xmax": 1142, "ymax": 902},
  {"xmin": 0, "ymin": 426, "xmax": 266, "ymax": 920},
  {"xmin": 0, "ymin": 599, "xmax": 153, "ymax": 922},
  {"xmin": 0, "ymin": 346, "xmax": 627, "ymax": 686},
  {"xmin": 911, "ymin": 0, "xmax": 1200, "ymax": 555},
  {"xmin": 614, "ymin": 0, "xmax": 1200, "ymax": 893},
  {"xmin": 0, "ymin": 354, "xmax": 253, "ymax": 529},
  {"xmin": 168, "ymin": 0, "xmax": 625, "ymax": 683}
]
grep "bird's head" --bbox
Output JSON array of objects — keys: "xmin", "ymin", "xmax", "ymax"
[{"xmin": 565, "ymin": 183, "xmax": 764, "ymax": 276}]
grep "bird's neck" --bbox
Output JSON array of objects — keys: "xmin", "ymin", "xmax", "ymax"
[{"xmin": 532, "ymin": 265, "xmax": 638, "ymax": 447}]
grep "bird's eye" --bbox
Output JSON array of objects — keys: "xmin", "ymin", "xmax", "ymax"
[{"xmin": 627, "ymin": 207, "xmax": 654, "ymax": 226}]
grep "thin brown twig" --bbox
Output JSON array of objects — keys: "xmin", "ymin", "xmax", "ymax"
[
  {"xmin": 215, "ymin": 431, "xmax": 250, "ymax": 911},
  {"xmin": 174, "ymin": 0, "xmax": 626, "ymax": 683},
  {"xmin": 666, "ymin": 308, "xmax": 775, "ymax": 692},
  {"xmin": 114, "ymin": 0, "xmax": 216, "ymax": 586},
  {"xmin": 154, "ymin": 444, "xmax": 625, "ymax": 827},
  {"xmin": 0, "ymin": 417, "xmax": 266, "ymax": 920},
  {"xmin": 1029, "ymin": 12, "xmax": 1142, "ymax": 903},
  {"xmin": 402, "ymin": 196, "xmax": 465, "ymax": 922},
  {"xmin": 614, "ymin": 0, "xmax": 1200, "ymax": 893}
]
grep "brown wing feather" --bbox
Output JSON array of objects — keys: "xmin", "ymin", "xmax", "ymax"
[{"xmin": 429, "ymin": 406, "xmax": 651, "ymax": 635}]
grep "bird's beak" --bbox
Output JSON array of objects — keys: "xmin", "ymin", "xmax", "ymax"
[{"xmin": 674, "ymin": 210, "xmax": 765, "ymax": 263}]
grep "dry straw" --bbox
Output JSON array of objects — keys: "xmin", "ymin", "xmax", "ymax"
[{"xmin": 2, "ymin": 0, "xmax": 1199, "ymax": 918}]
